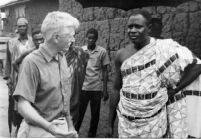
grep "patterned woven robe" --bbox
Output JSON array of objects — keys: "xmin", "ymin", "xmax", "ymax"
[{"xmin": 118, "ymin": 37, "xmax": 194, "ymax": 138}]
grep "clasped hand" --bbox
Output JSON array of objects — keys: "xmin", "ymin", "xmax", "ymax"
[{"xmin": 48, "ymin": 119, "xmax": 78, "ymax": 138}]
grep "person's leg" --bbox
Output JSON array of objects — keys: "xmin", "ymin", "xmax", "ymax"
[
  {"xmin": 188, "ymin": 135, "xmax": 196, "ymax": 138},
  {"xmin": 76, "ymin": 90, "xmax": 90, "ymax": 132},
  {"xmin": 88, "ymin": 91, "xmax": 101, "ymax": 137},
  {"xmin": 0, "ymin": 60, "xmax": 3, "ymax": 75},
  {"xmin": 70, "ymin": 103, "xmax": 80, "ymax": 131}
]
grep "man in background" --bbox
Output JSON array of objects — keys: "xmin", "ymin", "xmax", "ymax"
[
  {"xmin": 77, "ymin": 28, "xmax": 109, "ymax": 137},
  {"xmin": 31, "ymin": 25, "xmax": 44, "ymax": 49},
  {"xmin": 4, "ymin": 17, "xmax": 34, "ymax": 136},
  {"xmin": 12, "ymin": 25, "xmax": 44, "ymax": 72}
]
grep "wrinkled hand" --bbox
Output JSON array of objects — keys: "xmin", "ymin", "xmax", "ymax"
[
  {"xmin": 48, "ymin": 120, "xmax": 78, "ymax": 138},
  {"xmin": 68, "ymin": 124, "xmax": 79, "ymax": 138},
  {"xmin": 68, "ymin": 128, "xmax": 79, "ymax": 138}
]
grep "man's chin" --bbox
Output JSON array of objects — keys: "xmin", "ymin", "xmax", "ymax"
[{"xmin": 130, "ymin": 39, "xmax": 138, "ymax": 44}]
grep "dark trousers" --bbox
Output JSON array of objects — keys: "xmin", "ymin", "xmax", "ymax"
[{"xmin": 77, "ymin": 90, "xmax": 101, "ymax": 137}]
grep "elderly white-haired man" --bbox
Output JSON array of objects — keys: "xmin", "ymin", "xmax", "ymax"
[{"xmin": 13, "ymin": 11, "xmax": 79, "ymax": 137}]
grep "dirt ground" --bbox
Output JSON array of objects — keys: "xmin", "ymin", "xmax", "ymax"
[{"xmin": 79, "ymin": 82, "xmax": 118, "ymax": 138}]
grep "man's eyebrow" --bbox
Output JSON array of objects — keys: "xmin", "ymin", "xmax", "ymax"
[{"xmin": 18, "ymin": 25, "xmax": 27, "ymax": 26}]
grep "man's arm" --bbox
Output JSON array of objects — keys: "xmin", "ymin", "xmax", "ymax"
[
  {"xmin": 14, "ymin": 57, "xmax": 77, "ymax": 137},
  {"xmin": 18, "ymin": 96, "xmax": 51, "ymax": 131},
  {"xmin": 18, "ymin": 96, "xmax": 77, "ymax": 137},
  {"xmin": 168, "ymin": 60, "xmax": 201, "ymax": 98},
  {"xmin": 13, "ymin": 48, "xmax": 36, "ymax": 72},
  {"xmin": 4, "ymin": 41, "xmax": 11, "ymax": 80},
  {"xmin": 101, "ymin": 49, "xmax": 110, "ymax": 102},
  {"xmin": 102, "ymin": 65, "xmax": 109, "ymax": 101},
  {"xmin": 106, "ymin": 51, "xmax": 122, "ymax": 137}
]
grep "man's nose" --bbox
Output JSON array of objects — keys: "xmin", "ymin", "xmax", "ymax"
[
  {"xmin": 89, "ymin": 39, "xmax": 95, "ymax": 42},
  {"xmin": 130, "ymin": 27, "xmax": 137, "ymax": 32},
  {"xmin": 39, "ymin": 39, "xmax": 44, "ymax": 43},
  {"xmin": 36, "ymin": 39, "xmax": 44, "ymax": 44}
]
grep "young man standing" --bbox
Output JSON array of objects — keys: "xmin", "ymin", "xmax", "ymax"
[
  {"xmin": 31, "ymin": 26, "xmax": 44, "ymax": 49},
  {"xmin": 77, "ymin": 28, "xmax": 109, "ymax": 137}
]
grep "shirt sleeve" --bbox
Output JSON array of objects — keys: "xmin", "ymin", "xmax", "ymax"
[
  {"xmin": 13, "ymin": 57, "xmax": 39, "ymax": 103},
  {"xmin": 101, "ymin": 49, "xmax": 110, "ymax": 66}
]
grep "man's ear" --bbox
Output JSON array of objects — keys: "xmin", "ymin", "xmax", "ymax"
[{"xmin": 53, "ymin": 34, "xmax": 59, "ymax": 43}]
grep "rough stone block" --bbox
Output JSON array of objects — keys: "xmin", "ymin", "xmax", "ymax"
[
  {"xmin": 108, "ymin": 18, "xmax": 127, "ymax": 51},
  {"xmin": 82, "ymin": 8, "xmax": 94, "ymax": 22},
  {"xmin": 105, "ymin": 8, "xmax": 116, "ymax": 19},
  {"xmin": 89, "ymin": 20, "xmax": 110, "ymax": 49},
  {"xmin": 188, "ymin": 1, "xmax": 199, "ymax": 12},
  {"xmin": 71, "ymin": 2, "xmax": 84, "ymax": 21},
  {"xmin": 116, "ymin": 9, "xmax": 127, "ymax": 18},
  {"xmin": 157, "ymin": 6, "xmax": 167, "ymax": 14},
  {"xmin": 93, "ymin": 7, "xmax": 106, "ymax": 21},
  {"xmin": 162, "ymin": 14, "xmax": 173, "ymax": 35},
  {"xmin": 189, "ymin": 12, "xmax": 201, "ymax": 31},
  {"xmin": 176, "ymin": 2, "xmax": 189, "ymax": 12},
  {"xmin": 172, "ymin": 13, "xmax": 188, "ymax": 34}
]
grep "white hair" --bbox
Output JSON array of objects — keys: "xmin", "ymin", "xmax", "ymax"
[{"xmin": 41, "ymin": 11, "xmax": 80, "ymax": 41}]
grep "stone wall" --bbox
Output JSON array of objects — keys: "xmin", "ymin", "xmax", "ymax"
[
  {"xmin": 60, "ymin": 0, "xmax": 201, "ymax": 81},
  {"xmin": 3, "ymin": 0, "xmax": 58, "ymax": 34}
]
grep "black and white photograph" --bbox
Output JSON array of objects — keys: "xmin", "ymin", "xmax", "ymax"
[{"xmin": 0, "ymin": 0, "xmax": 201, "ymax": 138}]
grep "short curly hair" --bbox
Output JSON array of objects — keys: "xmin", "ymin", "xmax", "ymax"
[
  {"xmin": 86, "ymin": 28, "xmax": 98, "ymax": 39},
  {"xmin": 130, "ymin": 9, "xmax": 152, "ymax": 25}
]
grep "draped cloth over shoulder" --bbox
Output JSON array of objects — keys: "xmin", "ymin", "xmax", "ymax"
[{"xmin": 117, "ymin": 37, "xmax": 196, "ymax": 138}]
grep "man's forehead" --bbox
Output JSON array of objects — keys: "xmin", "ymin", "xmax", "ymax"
[
  {"xmin": 33, "ymin": 33, "xmax": 43, "ymax": 38},
  {"xmin": 127, "ymin": 14, "xmax": 147, "ymax": 24},
  {"xmin": 17, "ymin": 22, "xmax": 27, "ymax": 26},
  {"xmin": 61, "ymin": 26, "xmax": 75, "ymax": 34}
]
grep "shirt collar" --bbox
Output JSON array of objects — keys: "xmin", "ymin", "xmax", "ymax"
[
  {"xmin": 39, "ymin": 44, "xmax": 57, "ymax": 62},
  {"xmin": 83, "ymin": 45, "xmax": 99, "ymax": 53},
  {"xmin": 17, "ymin": 34, "xmax": 29, "ymax": 41}
]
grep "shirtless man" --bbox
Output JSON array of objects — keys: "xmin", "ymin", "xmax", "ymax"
[{"xmin": 107, "ymin": 9, "xmax": 201, "ymax": 138}]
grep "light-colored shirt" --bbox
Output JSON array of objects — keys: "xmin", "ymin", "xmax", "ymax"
[
  {"xmin": 4, "ymin": 35, "xmax": 34, "ymax": 90},
  {"xmin": 13, "ymin": 44, "xmax": 73, "ymax": 121},
  {"xmin": 82, "ymin": 45, "xmax": 109, "ymax": 91}
]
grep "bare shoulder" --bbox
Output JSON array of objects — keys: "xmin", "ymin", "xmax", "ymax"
[
  {"xmin": 116, "ymin": 44, "xmax": 136, "ymax": 64},
  {"xmin": 115, "ymin": 48, "xmax": 126, "ymax": 62}
]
